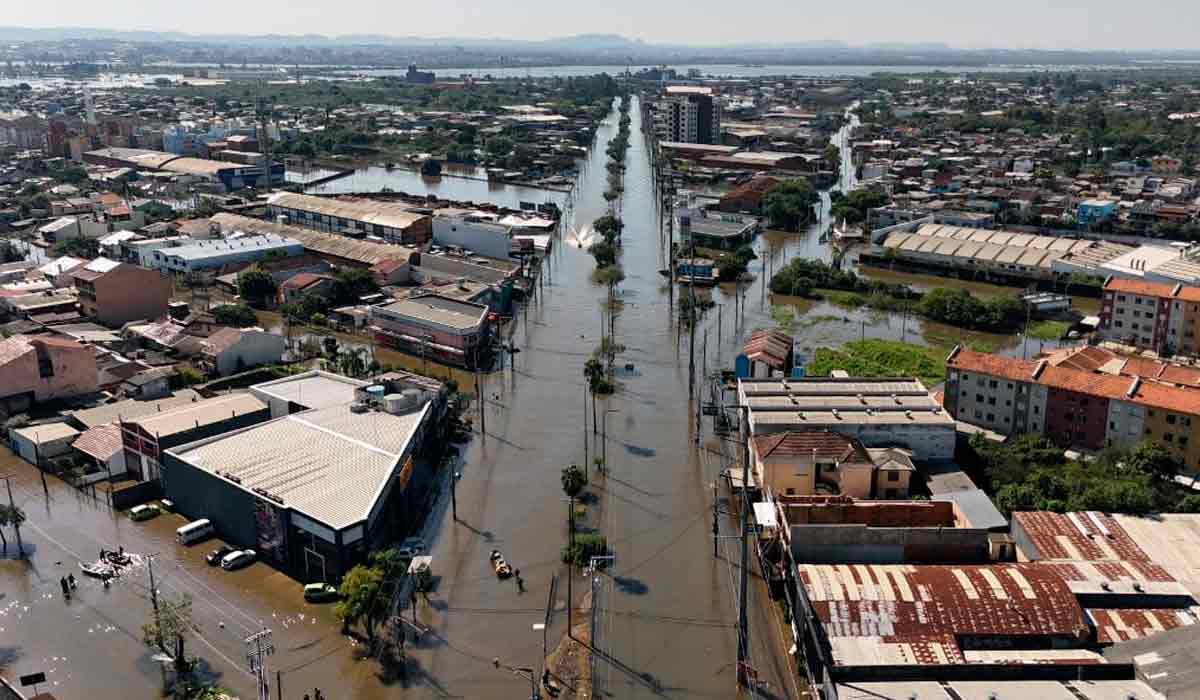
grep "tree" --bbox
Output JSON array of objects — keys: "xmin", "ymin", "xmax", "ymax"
[
  {"xmin": 212, "ymin": 303, "xmax": 258, "ymax": 328},
  {"xmin": 420, "ymin": 159, "xmax": 443, "ymax": 177},
  {"xmin": 588, "ymin": 241, "xmax": 617, "ymax": 268},
  {"xmin": 561, "ymin": 463, "xmax": 587, "ymax": 499},
  {"xmin": 331, "ymin": 267, "xmax": 380, "ymax": 305},
  {"xmin": 583, "ymin": 357, "xmax": 605, "ymax": 431},
  {"xmin": 763, "ymin": 179, "xmax": 820, "ymax": 232},
  {"xmin": 336, "ymin": 563, "xmax": 384, "ymax": 642},
  {"xmin": 141, "ymin": 593, "xmax": 194, "ymax": 675},
  {"xmin": 237, "ymin": 270, "xmax": 278, "ymax": 307},
  {"xmin": 50, "ymin": 237, "xmax": 100, "ymax": 259}
]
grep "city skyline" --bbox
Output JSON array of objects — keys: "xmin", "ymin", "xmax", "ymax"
[{"xmin": 6, "ymin": 0, "xmax": 1200, "ymax": 52}]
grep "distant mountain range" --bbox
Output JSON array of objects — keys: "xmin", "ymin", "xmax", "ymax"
[{"xmin": 2, "ymin": 27, "xmax": 1199, "ymax": 67}]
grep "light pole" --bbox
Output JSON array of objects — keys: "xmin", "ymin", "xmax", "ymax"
[
  {"xmin": 601, "ymin": 408, "xmax": 619, "ymax": 475},
  {"xmin": 451, "ymin": 470, "xmax": 461, "ymax": 521}
]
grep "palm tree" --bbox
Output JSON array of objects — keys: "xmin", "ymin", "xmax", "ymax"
[{"xmin": 584, "ymin": 358, "xmax": 604, "ymax": 433}]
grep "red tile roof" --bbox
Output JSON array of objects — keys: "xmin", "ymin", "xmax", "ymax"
[
  {"xmin": 947, "ymin": 347, "xmax": 1037, "ymax": 383},
  {"xmin": 72, "ymin": 423, "xmax": 123, "ymax": 462},
  {"xmin": 1104, "ymin": 277, "xmax": 1177, "ymax": 299},
  {"xmin": 753, "ymin": 430, "xmax": 870, "ymax": 463},
  {"xmin": 1176, "ymin": 286, "xmax": 1200, "ymax": 303},
  {"xmin": 280, "ymin": 272, "xmax": 328, "ymax": 290},
  {"xmin": 741, "ymin": 328, "xmax": 792, "ymax": 370}
]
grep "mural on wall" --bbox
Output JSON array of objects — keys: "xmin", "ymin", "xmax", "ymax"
[{"xmin": 254, "ymin": 498, "xmax": 286, "ymax": 565}]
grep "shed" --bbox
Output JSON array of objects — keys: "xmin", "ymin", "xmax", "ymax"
[{"xmin": 10, "ymin": 422, "xmax": 81, "ymax": 465}]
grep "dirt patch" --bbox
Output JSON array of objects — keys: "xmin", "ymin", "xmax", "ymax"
[{"xmin": 543, "ymin": 590, "xmax": 594, "ymax": 698}]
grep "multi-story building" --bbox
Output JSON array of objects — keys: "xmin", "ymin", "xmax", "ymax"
[
  {"xmin": 266, "ymin": 192, "xmax": 432, "ymax": 246},
  {"xmin": 71, "ymin": 258, "xmax": 172, "ymax": 327},
  {"xmin": 652, "ymin": 86, "xmax": 721, "ymax": 145},
  {"xmin": 0, "ymin": 335, "xmax": 98, "ymax": 409},
  {"xmin": 737, "ymin": 377, "xmax": 956, "ymax": 461},
  {"xmin": 146, "ymin": 235, "xmax": 303, "ymax": 274},
  {"xmin": 369, "ymin": 294, "xmax": 491, "ymax": 369},
  {"xmin": 946, "ymin": 347, "xmax": 1200, "ymax": 470},
  {"xmin": 1098, "ymin": 278, "xmax": 1178, "ymax": 353}
]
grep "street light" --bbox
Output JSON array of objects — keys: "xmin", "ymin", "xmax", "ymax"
[
  {"xmin": 601, "ymin": 408, "xmax": 619, "ymax": 476},
  {"xmin": 451, "ymin": 470, "xmax": 462, "ymax": 521}
]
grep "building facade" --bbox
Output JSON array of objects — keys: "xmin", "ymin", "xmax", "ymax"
[
  {"xmin": 652, "ymin": 87, "xmax": 721, "ymax": 145},
  {"xmin": 0, "ymin": 335, "xmax": 98, "ymax": 408},
  {"xmin": 72, "ymin": 259, "xmax": 172, "ymax": 327},
  {"xmin": 369, "ymin": 294, "xmax": 491, "ymax": 369},
  {"xmin": 266, "ymin": 192, "xmax": 432, "ymax": 246}
]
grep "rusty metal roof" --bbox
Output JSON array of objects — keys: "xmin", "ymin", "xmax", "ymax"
[{"xmin": 797, "ymin": 563, "xmax": 1090, "ymax": 666}]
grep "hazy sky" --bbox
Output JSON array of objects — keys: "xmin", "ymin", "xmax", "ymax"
[{"xmin": 7, "ymin": 0, "xmax": 1198, "ymax": 50}]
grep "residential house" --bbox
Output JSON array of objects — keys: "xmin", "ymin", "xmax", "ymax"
[
  {"xmin": 197, "ymin": 327, "xmax": 287, "ymax": 377},
  {"xmin": 0, "ymin": 335, "xmax": 98, "ymax": 410},
  {"xmin": 71, "ymin": 258, "xmax": 172, "ymax": 327},
  {"xmin": 278, "ymin": 272, "xmax": 336, "ymax": 304},
  {"xmin": 751, "ymin": 430, "xmax": 914, "ymax": 499}
]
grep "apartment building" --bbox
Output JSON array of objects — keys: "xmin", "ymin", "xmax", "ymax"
[
  {"xmin": 1098, "ymin": 278, "xmax": 1178, "ymax": 353},
  {"xmin": 946, "ymin": 347, "xmax": 1200, "ymax": 469},
  {"xmin": 652, "ymin": 86, "xmax": 721, "ymax": 145},
  {"xmin": 266, "ymin": 192, "xmax": 432, "ymax": 246},
  {"xmin": 71, "ymin": 258, "xmax": 172, "ymax": 327}
]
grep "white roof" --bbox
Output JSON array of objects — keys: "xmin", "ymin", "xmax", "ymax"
[
  {"xmin": 99, "ymin": 230, "xmax": 140, "ymax": 246},
  {"xmin": 38, "ymin": 216, "xmax": 77, "ymax": 233},
  {"xmin": 171, "ymin": 402, "xmax": 430, "ymax": 530},
  {"xmin": 251, "ymin": 370, "xmax": 367, "ymax": 412},
  {"xmin": 83, "ymin": 257, "xmax": 121, "ymax": 274},
  {"xmin": 38, "ymin": 256, "xmax": 85, "ymax": 275},
  {"xmin": 13, "ymin": 422, "xmax": 81, "ymax": 442}
]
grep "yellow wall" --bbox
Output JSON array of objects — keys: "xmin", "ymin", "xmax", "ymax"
[{"xmin": 1142, "ymin": 407, "xmax": 1200, "ymax": 472}]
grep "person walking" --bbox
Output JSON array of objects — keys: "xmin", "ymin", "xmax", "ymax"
[
  {"xmin": 67, "ymin": 574, "xmax": 76, "ymax": 589},
  {"xmin": 60, "ymin": 577, "xmax": 70, "ymax": 598}
]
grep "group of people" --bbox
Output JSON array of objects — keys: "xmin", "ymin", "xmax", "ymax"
[
  {"xmin": 302, "ymin": 689, "xmax": 326, "ymax": 700},
  {"xmin": 59, "ymin": 574, "xmax": 76, "ymax": 598}
]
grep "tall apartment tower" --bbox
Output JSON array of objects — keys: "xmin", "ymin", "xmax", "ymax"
[{"xmin": 652, "ymin": 86, "xmax": 721, "ymax": 144}]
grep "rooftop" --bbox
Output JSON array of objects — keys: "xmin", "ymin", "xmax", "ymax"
[
  {"xmin": 210, "ymin": 213, "xmax": 413, "ymax": 267},
  {"xmin": 798, "ymin": 562, "xmax": 1090, "ymax": 667},
  {"xmin": 125, "ymin": 393, "xmax": 267, "ymax": 439},
  {"xmin": 268, "ymin": 192, "xmax": 429, "ymax": 231},
  {"xmin": 374, "ymin": 293, "xmax": 489, "ymax": 330},
  {"xmin": 251, "ymin": 370, "xmax": 367, "ymax": 412},
  {"xmin": 161, "ymin": 235, "xmax": 301, "ymax": 262},
  {"xmin": 753, "ymin": 430, "xmax": 872, "ymax": 463},
  {"xmin": 12, "ymin": 421, "xmax": 81, "ymax": 443},
  {"xmin": 170, "ymin": 401, "xmax": 430, "ymax": 530}
]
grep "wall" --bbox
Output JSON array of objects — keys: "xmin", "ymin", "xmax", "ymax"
[
  {"xmin": 1105, "ymin": 399, "xmax": 1146, "ymax": 449},
  {"xmin": 1143, "ymin": 406, "xmax": 1200, "ymax": 471},
  {"xmin": 162, "ymin": 452, "xmax": 260, "ymax": 551},
  {"xmin": 432, "ymin": 217, "xmax": 511, "ymax": 260},
  {"xmin": 1044, "ymin": 387, "xmax": 1109, "ymax": 450},
  {"xmin": 214, "ymin": 332, "xmax": 286, "ymax": 377},
  {"xmin": 946, "ymin": 368, "xmax": 1023, "ymax": 435},
  {"xmin": 88, "ymin": 265, "xmax": 172, "ymax": 326},
  {"xmin": 790, "ymin": 524, "xmax": 992, "ymax": 564},
  {"xmin": 783, "ymin": 498, "xmax": 956, "ymax": 526}
]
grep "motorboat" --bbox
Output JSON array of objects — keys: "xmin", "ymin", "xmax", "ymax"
[{"xmin": 80, "ymin": 561, "xmax": 116, "ymax": 579}]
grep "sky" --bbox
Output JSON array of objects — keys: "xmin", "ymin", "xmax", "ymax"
[{"xmin": 6, "ymin": 0, "xmax": 1199, "ymax": 51}]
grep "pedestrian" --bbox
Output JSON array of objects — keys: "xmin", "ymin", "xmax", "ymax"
[
  {"xmin": 60, "ymin": 577, "xmax": 69, "ymax": 598},
  {"xmin": 68, "ymin": 574, "xmax": 76, "ymax": 589}
]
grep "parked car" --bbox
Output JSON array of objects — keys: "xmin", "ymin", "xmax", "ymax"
[
  {"xmin": 205, "ymin": 545, "xmax": 235, "ymax": 566},
  {"xmin": 159, "ymin": 499, "xmax": 175, "ymax": 512},
  {"xmin": 303, "ymin": 582, "xmax": 339, "ymax": 603},
  {"xmin": 220, "ymin": 549, "xmax": 256, "ymax": 571},
  {"xmin": 128, "ymin": 504, "xmax": 161, "ymax": 522},
  {"xmin": 396, "ymin": 537, "xmax": 425, "ymax": 558}
]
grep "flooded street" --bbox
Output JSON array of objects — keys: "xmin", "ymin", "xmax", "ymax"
[
  {"xmin": 1, "ymin": 95, "xmax": 1051, "ymax": 700},
  {"xmin": 305, "ymin": 163, "xmax": 570, "ymax": 212}
]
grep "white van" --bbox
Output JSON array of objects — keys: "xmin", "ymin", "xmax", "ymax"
[{"xmin": 176, "ymin": 519, "xmax": 214, "ymax": 545}]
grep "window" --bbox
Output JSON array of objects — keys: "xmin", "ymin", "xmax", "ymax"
[
  {"xmin": 1115, "ymin": 321, "xmax": 1124, "ymax": 328},
  {"xmin": 961, "ymin": 390, "xmax": 967, "ymax": 397},
  {"xmin": 1168, "ymin": 414, "xmax": 1177, "ymax": 425},
  {"xmin": 1181, "ymin": 436, "xmax": 1190, "ymax": 446},
  {"xmin": 1118, "ymin": 295, "xmax": 1127, "ymax": 302},
  {"xmin": 988, "ymin": 380, "xmax": 998, "ymax": 389},
  {"xmin": 1110, "ymin": 421, "xmax": 1116, "ymax": 430},
  {"xmin": 886, "ymin": 471, "xmax": 900, "ymax": 482},
  {"xmin": 974, "ymin": 410, "xmax": 983, "ymax": 419},
  {"xmin": 986, "ymin": 413, "xmax": 996, "ymax": 422},
  {"xmin": 1033, "ymin": 405, "xmax": 1040, "ymax": 415},
  {"xmin": 785, "ymin": 488, "xmax": 796, "ymax": 496},
  {"xmin": 976, "ymin": 394, "xmax": 984, "ymax": 403},
  {"xmin": 987, "ymin": 396, "xmax": 997, "ymax": 406}
]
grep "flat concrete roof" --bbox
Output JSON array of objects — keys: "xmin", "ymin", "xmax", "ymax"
[{"xmin": 251, "ymin": 370, "xmax": 366, "ymax": 412}]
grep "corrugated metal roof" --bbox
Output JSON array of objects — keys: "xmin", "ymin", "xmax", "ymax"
[
  {"xmin": 128, "ymin": 393, "xmax": 267, "ymax": 438},
  {"xmin": 172, "ymin": 402, "xmax": 429, "ymax": 530}
]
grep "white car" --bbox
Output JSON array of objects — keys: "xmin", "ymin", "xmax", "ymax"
[{"xmin": 220, "ymin": 549, "xmax": 256, "ymax": 571}]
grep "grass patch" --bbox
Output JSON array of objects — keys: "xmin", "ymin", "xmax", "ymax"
[
  {"xmin": 921, "ymin": 326, "xmax": 1005, "ymax": 355},
  {"xmin": 807, "ymin": 339, "xmax": 946, "ymax": 385},
  {"xmin": 1027, "ymin": 320, "xmax": 1071, "ymax": 341},
  {"xmin": 770, "ymin": 305, "xmax": 797, "ymax": 332}
]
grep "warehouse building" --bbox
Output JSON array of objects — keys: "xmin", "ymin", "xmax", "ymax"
[
  {"xmin": 146, "ymin": 235, "xmax": 303, "ymax": 273},
  {"xmin": 737, "ymin": 377, "xmax": 956, "ymax": 461},
  {"xmin": 163, "ymin": 391, "xmax": 437, "ymax": 582},
  {"xmin": 266, "ymin": 192, "xmax": 432, "ymax": 245}
]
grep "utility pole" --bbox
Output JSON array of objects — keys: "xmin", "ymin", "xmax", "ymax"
[
  {"xmin": 717, "ymin": 304, "xmax": 723, "ymax": 358},
  {"xmin": 565, "ymin": 497, "xmax": 576, "ymax": 641},
  {"xmin": 583, "ymin": 384, "xmax": 589, "ymax": 479},
  {"xmin": 475, "ymin": 354, "xmax": 486, "ymax": 438},
  {"xmin": 736, "ymin": 405, "xmax": 752, "ymax": 688},
  {"xmin": 244, "ymin": 627, "xmax": 275, "ymax": 700},
  {"xmin": 146, "ymin": 554, "xmax": 162, "ymax": 649},
  {"xmin": 451, "ymin": 470, "xmax": 461, "ymax": 521},
  {"xmin": 1, "ymin": 476, "xmax": 24, "ymax": 558}
]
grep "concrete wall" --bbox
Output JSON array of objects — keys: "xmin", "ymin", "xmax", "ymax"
[
  {"xmin": 162, "ymin": 451, "xmax": 259, "ymax": 551},
  {"xmin": 0, "ymin": 341, "xmax": 98, "ymax": 403},
  {"xmin": 432, "ymin": 217, "xmax": 511, "ymax": 260},
  {"xmin": 214, "ymin": 332, "xmax": 286, "ymax": 376},
  {"xmin": 791, "ymin": 524, "xmax": 992, "ymax": 564},
  {"xmin": 86, "ymin": 265, "xmax": 172, "ymax": 326}
]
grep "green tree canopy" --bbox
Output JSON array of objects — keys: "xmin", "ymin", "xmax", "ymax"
[
  {"xmin": 212, "ymin": 303, "xmax": 258, "ymax": 328},
  {"xmin": 237, "ymin": 270, "xmax": 278, "ymax": 307},
  {"xmin": 763, "ymin": 179, "xmax": 819, "ymax": 232}
]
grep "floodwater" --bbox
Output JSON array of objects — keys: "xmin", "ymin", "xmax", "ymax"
[{"xmin": 305, "ymin": 163, "xmax": 570, "ymax": 211}]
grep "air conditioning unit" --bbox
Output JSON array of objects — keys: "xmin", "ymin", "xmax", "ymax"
[{"xmin": 349, "ymin": 401, "xmax": 370, "ymax": 414}]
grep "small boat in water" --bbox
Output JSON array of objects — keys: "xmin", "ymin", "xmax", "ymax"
[
  {"xmin": 832, "ymin": 219, "xmax": 864, "ymax": 246},
  {"xmin": 489, "ymin": 549, "xmax": 514, "ymax": 579},
  {"xmin": 80, "ymin": 561, "xmax": 116, "ymax": 580}
]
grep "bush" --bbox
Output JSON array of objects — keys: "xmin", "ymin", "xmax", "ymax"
[
  {"xmin": 212, "ymin": 303, "xmax": 258, "ymax": 328},
  {"xmin": 562, "ymin": 534, "xmax": 608, "ymax": 567}
]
